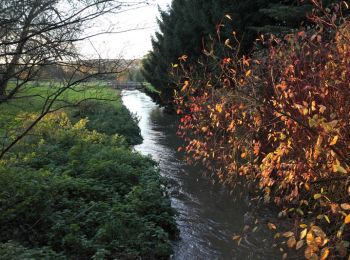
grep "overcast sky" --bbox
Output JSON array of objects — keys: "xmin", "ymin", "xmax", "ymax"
[{"xmin": 78, "ymin": 0, "xmax": 172, "ymax": 60}]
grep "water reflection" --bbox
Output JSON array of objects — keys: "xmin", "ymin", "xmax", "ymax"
[{"xmin": 121, "ymin": 90, "xmax": 280, "ymax": 260}]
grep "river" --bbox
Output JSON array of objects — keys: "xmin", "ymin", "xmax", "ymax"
[{"xmin": 121, "ymin": 90, "xmax": 281, "ymax": 260}]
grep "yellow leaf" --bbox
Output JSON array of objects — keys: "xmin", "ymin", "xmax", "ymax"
[
  {"xmin": 232, "ymin": 235, "xmax": 240, "ymax": 240},
  {"xmin": 302, "ymin": 107, "xmax": 309, "ymax": 116},
  {"xmin": 241, "ymin": 152, "xmax": 247, "ymax": 158},
  {"xmin": 314, "ymin": 194, "xmax": 322, "ymax": 199},
  {"xmin": 245, "ymin": 70, "xmax": 252, "ymax": 77},
  {"xmin": 215, "ymin": 104, "xmax": 223, "ymax": 113},
  {"xmin": 330, "ymin": 135, "xmax": 339, "ymax": 146},
  {"xmin": 224, "ymin": 39, "xmax": 232, "ymax": 49},
  {"xmin": 311, "ymin": 101, "xmax": 316, "ymax": 111},
  {"xmin": 344, "ymin": 214, "xmax": 350, "ymax": 224},
  {"xmin": 324, "ymin": 215, "xmax": 330, "ymax": 224},
  {"xmin": 333, "ymin": 164, "xmax": 348, "ymax": 174},
  {"xmin": 300, "ymin": 228, "xmax": 307, "ymax": 240}
]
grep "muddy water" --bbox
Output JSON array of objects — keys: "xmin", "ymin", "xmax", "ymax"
[{"xmin": 122, "ymin": 90, "xmax": 280, "ymax": 260}]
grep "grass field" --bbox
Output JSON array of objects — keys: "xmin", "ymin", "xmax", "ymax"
[{"xmin": 0, "ymin": 80, "xmax": 143, "ymax": 145}]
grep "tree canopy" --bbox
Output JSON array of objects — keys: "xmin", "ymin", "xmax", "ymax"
[{"xmin": 142, "ymin": 0, "xmax": 337, "ymax": 108}]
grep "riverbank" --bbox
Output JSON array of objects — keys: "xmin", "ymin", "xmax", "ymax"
[{"xmin": 0, "ymin": 82, "xmax": 177, "ymax": 259}]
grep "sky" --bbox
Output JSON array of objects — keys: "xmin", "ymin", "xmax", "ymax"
[{"xmin": 79, "ymin": 0, "xmax": 172, "ymax": 60}]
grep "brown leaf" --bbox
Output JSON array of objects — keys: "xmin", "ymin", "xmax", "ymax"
[
  {"xmin": 287, "ymin": 236, "xmax": 296, "ymax": 248},
  {"xmin": 311, "ymin": 226, "xmax": 326, "ymax": 238},
  {"xmin": 283, "ymin": 231, "xmax": 294, "ymax": 238},
  {"xmin": 296, "ymin": 240, "xmax": 304, "ymax": 250}
]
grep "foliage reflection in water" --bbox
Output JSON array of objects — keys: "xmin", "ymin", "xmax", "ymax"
[{"xmin": 121, "ymin": 90, "xmax": 280, "ymax": 259}]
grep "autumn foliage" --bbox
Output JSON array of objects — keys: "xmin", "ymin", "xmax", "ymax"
[{"xmin": 175, "ymin": 1, "xmax": 350, "ymax": 258}]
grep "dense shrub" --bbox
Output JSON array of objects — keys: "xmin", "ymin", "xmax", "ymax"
[
  {"xmin": 0, "ymin": 111, "xmax": 177, "ymax": 259},
  {"xmin": 0, "ymin": 242, "xmax": 65, "ymax": 259},
  {"xmin": 70, "ymin": 100, "xmax": 142, "ymax": 145}
]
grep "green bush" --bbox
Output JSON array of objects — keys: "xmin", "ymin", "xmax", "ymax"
[
  {"xmin": 0, "ymin": 111, "xmax": 177, "ymax": 259},
  {"xmin": 70, "ymin": 100, "xmax": 142, "ymax": 145},
  {"xmin": 0, "ymin": 242, "xmax": 65, "ymax": 260}
]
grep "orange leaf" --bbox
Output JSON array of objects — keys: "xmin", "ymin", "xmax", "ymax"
[
  {"xmin": 267, "ymin": 223, "xmax": 277, "ymax": 230},
  {"xmin": 344, "ymin": 214, "xmax": 350, "ymax": 224},
  {"xmin": 306, "ymin": 232, "xmax": 314, "ymax": 245},
  {"xmin": 341, "ymin": 203, "xmax": 350, "ymax": 211},
  {"xmin": 181, "ymin": 80, "xmax": 189, "ymax": 91},
  {"xmin": 319, "ymin": 105, "xmax": 326, "ymax": 114},
  {"xmin": 320, "ymin": 248, "xmax": 330, "ymax": 260},
  {"xmin": 178, "ymin": 55, "xmax": 188, "ymax": 61}
]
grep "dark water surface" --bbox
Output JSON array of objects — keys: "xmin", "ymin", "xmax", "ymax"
[{"xmin": 121, "ymin": 90, "xmax": 280, "ymax": 260}]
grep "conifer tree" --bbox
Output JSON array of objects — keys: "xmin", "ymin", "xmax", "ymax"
[{"xmin": 142, "ymin": 0, "xmax": 338, "ymax": 108}]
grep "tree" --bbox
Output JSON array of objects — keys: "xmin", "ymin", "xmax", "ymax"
[
  {"xmin": 0, "ymin": 0, "xmax": 149, "ymax": 158},
  {"xmin": 142, "ymin": 0, "xmax": 339, "ymax": 109},
  {"xmin": 142, "ymin": 0, "xmax": 239, "ymax": 108}
]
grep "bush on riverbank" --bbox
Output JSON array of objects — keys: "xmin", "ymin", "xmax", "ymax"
[
  {"xmin": 70, "ymin": 100, "xmax": 142, "ymax": 145},
  {"xmin": 0, "ymin": 84, "xmax": 177, "ymax": 259},
  {"xmin": 174, "ymin": 3, "xmax": 350, "ymax": 259}
]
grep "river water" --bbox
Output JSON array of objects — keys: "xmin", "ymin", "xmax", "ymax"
[{"xmin": 122, "ymin": 90, "xmax": 281, "ymax": 260}]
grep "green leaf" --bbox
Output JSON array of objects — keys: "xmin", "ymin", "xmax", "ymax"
[{"xmin": 314, "ymin": 194, "xmax": 322, "ymax": 199}]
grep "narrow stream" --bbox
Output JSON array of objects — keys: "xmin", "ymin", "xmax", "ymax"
[{"xmin": 122, "ymin": 90, "xmax": 281, "ymax": 260}]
